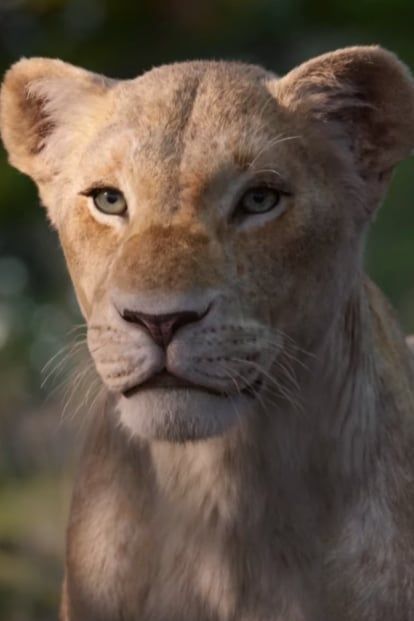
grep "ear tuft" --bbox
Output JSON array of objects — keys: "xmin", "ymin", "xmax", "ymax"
[
  {"xmin": 0, "ymin": 57, "xmax": 111, "ymax": 180},
  {"xmin": 276, "ymin": 46, "xmax": 414, "ymax": 176}
]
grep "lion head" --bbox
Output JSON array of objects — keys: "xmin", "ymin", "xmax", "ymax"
[{"xmin": 1, "ymin": 47, "xmax": 413, "ymax": 440}]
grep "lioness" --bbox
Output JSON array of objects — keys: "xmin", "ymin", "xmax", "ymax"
[{"xmin": 1, "ymin": 45, "xmax": 414, "ymax": 621}]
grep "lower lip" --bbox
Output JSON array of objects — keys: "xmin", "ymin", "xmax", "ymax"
[
  {"xmin": 123, "ymin": 380, "xmax": 261, "ymax": 400},
  {"xmin": 123, "ymin": 372, "xmax": 225, "ymax": 398}
]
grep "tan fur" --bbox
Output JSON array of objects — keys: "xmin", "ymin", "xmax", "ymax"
[{"xmin": 1, "ymin": 47, "xmax": 414, "ymax": 620}]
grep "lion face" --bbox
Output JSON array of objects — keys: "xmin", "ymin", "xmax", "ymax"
[
  {"xmin": 57, "ymin": 63, "xmax": 359, "ymax": 441},
  {"xmin": 2, "ymin": 50, "xmax": 414, "ymax": 440}
]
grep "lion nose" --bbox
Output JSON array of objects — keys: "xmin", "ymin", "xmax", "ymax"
[{"xmin": 121, "ymin": 308, "xmax": 208, "ymax": 348}]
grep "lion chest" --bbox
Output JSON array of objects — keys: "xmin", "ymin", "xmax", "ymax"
[{"xmin": 66, "ymin": 490, "xmax": 314, "ymax": 621}]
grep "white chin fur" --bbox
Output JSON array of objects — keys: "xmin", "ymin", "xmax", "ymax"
[{"xmin": 117, "ymin": 388, "xmax": 253, "ymax": 441}]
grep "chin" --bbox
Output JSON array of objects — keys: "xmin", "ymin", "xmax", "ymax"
[{"xmin": 116, "ymin": 388, "xmax": 253, "ymax": 442}]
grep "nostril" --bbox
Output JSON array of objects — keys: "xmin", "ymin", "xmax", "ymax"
[{"xmin": 120, "ymin": 306, "xmax": 210, "ymax": 348}]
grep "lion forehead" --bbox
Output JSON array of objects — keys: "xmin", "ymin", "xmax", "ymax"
[
  {"xmin": 100, "ymin": 61, "xmax": 281, "ymax": 161},
  {"xmin": 72, "ymin": 64, "xmax": 289, "ymax": 223}
]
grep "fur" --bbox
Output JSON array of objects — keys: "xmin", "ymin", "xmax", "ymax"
[{"xmin": 1, "ymin": 46, "xmax": 414, "ymax": 620}]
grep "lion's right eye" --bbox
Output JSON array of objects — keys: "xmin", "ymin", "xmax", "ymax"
[
  {"xmin": 239, "ymin": 187, "xmax": 281, "ymax": 215},
  {"xmin": 90, "ymin": 188, "xmax": 127, "ymax": 216}
]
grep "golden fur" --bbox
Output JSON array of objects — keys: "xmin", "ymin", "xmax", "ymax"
[{"xmin": 1, "ymin": 46, "xmax": 414, "ymax": 620}]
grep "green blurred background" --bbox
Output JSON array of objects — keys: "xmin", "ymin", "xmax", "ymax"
[{"xmin": 0, "ymin": 0, "xmax": 413, "ymax": 619}]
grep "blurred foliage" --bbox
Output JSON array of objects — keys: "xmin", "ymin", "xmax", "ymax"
[{"xmin": 0, "ymin": 0, "xmax": 413, "ymax": 619}]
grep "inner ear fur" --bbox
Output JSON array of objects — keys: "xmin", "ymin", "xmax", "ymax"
[
  {"xmin": 276, "ymin": 46, "xmax": 414, "ymax": 178},
  {"xmin": 0, "ymin": 57, "xmax": 111, "ymax": 180}
]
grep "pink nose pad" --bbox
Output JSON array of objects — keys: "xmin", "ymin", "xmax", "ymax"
[{"xmin": 121, "ymin": 308, "xmax": 208, "ymax": 348}]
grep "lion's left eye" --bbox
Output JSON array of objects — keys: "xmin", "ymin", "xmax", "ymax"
[{"xmin": 239, "ymin": 187, "xmax": 281, "ymax": 214}]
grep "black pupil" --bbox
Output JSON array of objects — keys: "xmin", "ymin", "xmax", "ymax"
[
  {"xmin": 106, "ymin": 191, "xmax": 119, "ymax": 204},
  {"xmin": 253, "ymin": 191, "xmax": 266, "ymax": 203}
]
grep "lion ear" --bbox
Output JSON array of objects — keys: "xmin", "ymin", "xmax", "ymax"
[
  {"xmin": 276, "ymin": 46, "xmax": 414, "ymax": 183},
  {"xmin": 0, "ymin": 57, "xmax": 112, "ymax": 182}
]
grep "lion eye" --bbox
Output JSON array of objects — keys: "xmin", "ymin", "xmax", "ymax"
[
  {"xmin": 239, "ymin": 187, "xmax": 281, "ymax": 214},
  {"xmin": 91, "ymin": 188, "xmax": 127, "ymax": 215}
]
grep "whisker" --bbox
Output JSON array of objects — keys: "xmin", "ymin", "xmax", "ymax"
[
  {"xmin": 41, "ymin": 338, "xmax": 87, "ymax": 375},
  {"xmin": 64, "ymin": 323, "xmax": 87, "ymax": 337},
  {"xmin": 231, "ymin": 357, "xmax": 304, "ymax": 414},
  {"xmin": 69, "ymin": 375, "xmax": 101, "ymax": 423},
  {"xmin": 87, "ymin": 383, "xmax": 106, "ymax": 419},
  {"xmin": 60, "ymin": 363, "xmax": 96, "ymax": 422},
  {"xmin": 214, "ymin": 363, "xmax": 246, "ymax": 426},
  {"xmin": 248, "ymin": 134, "xmax": 302, "ymax": 168},
  {"xmin": 41, "ymin": 340, "xmax": 88, "ymax": 387},
  {"xmin": 229, "ymin": 363, "xmax": 272, "ymax": 414},
  {"xmin": 273, "ymin": 356, "xmax": 301, "ymax": 392}
]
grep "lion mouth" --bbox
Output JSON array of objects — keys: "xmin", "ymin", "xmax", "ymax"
[
  {"xmin": 122, "ymin": 370, "xmax": 261, "ymax": 399},
  {"xmin": 123, "ymin": 371, "xmax": 223, "ymax": 398}
]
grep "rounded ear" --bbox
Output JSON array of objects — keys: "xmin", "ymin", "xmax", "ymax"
[
  {"xmin": 275, "ymin": 46, "xmax": 414, "ymax": 185},
  {"xmin": 0, "ymin": 57, "xmax": 112, "ymax": 182}
]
